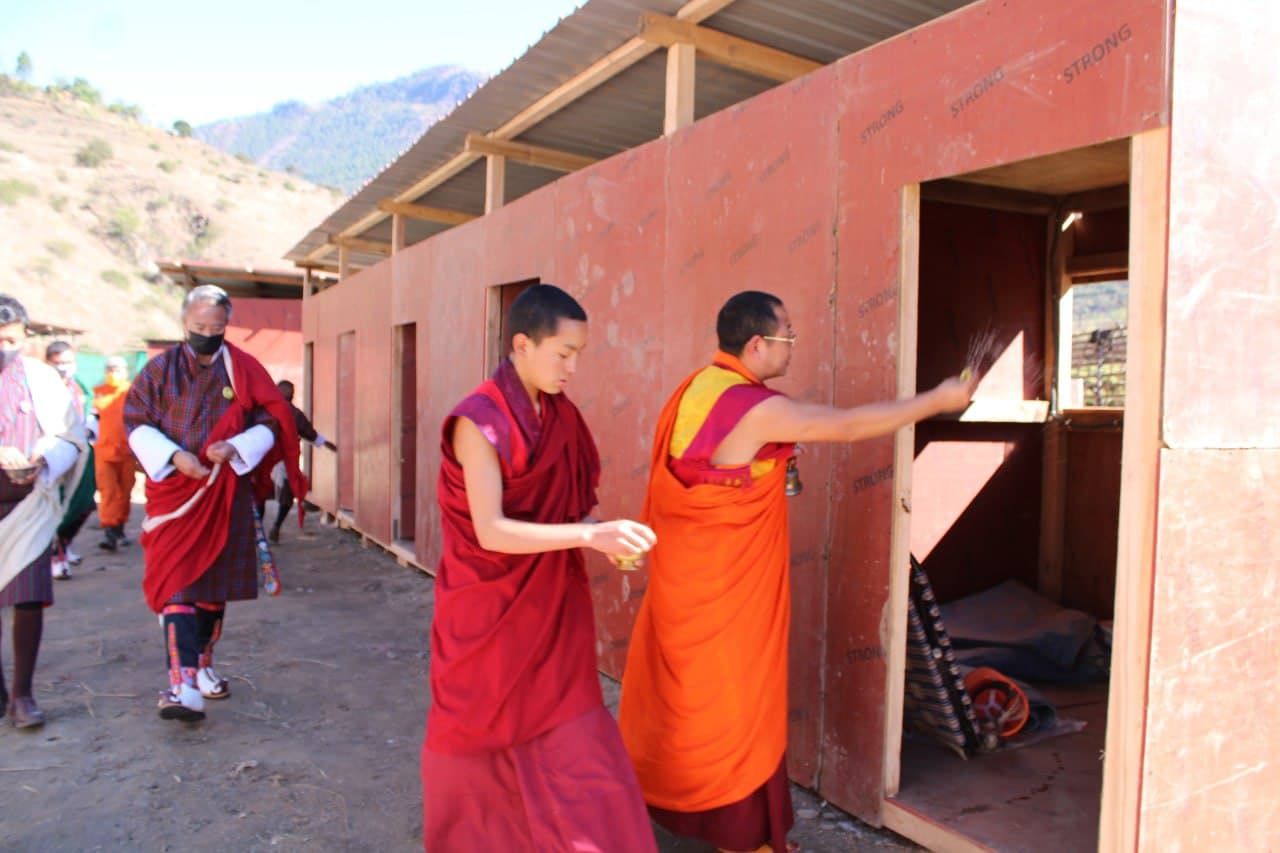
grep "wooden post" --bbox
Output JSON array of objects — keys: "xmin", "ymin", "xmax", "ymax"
[
  {"xmin": 485, "ymin": 154, "xmax": 506, "ymax": 214},
  {"xmin": 391, "ymin": 213, "xmax": 406, "ymax": 254},
  {"xmin": 1097, "ymin": 126, "xmax": 1168, "ymax": 853},
  {"xmin": 338, "ymin": 245, "xmax": 350, "ymax": 281},
  {"xmin": 884, "ymin": 183, "xmax": 921, "ymax": 797},
  {"xmin": 664, "ymin": 42, "xmax": 696, "ymax": 135},
  {"xmin": 1039, "ymin": 216, "xmax": 1073, "ymax": 602}
]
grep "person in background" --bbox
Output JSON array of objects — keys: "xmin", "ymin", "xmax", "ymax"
[
  {"xmin": 256, "ymin": 378, "xmax": 336, "ymax": 543},
  {"xmin": 45, "ymin": 341, "xmax": 96, "ymax": 579},
  {"xmin": 0, "ymin": 295, "xmax": 86, "ymax": 728}
]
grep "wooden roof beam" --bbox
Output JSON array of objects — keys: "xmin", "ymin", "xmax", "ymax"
[
  {"xmin": 299, "ymin": 0, "xmax": 739, "ymax": 262},
  {"xmin": 638, "ymin": 13, "xmax": 822, "ymax": 83},
  {"xmin": 329, "ymin": 235, "xmax": 393, "ymax": 257},
  {"xmin": 377, "ymin": 199, "xmax": 478, "ymax": 226},
  {"xmin": 464, "ymin": 134, "xmax": 598, "ymax": 173}
]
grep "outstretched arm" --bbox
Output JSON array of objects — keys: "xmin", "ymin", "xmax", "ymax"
[
  {"xmin": 733, "ymin": 375, "xmax": 976, "ymax": 451},
  {"xmin": 454, "ymin": 416, "xmax": 654, "ymax": 558}
]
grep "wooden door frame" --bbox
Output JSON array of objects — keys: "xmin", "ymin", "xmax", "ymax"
[{"xmin": 881, "ymin": 127, "xmax": 1168, "ymax": 851}]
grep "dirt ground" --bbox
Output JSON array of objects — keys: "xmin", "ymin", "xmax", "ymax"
[{"xmin": 0, "ymin": 503, "xmax": 915, "ymax": 852}]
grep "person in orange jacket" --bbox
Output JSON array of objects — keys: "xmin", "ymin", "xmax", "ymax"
[{"xmin": 93, "ymin": 356, "xmax": 136, "ymax": 551}]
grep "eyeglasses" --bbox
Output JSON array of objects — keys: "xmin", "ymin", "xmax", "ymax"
[{"xmin": 761, "ymin": 334, "xmax": 797, "ymax": 346}]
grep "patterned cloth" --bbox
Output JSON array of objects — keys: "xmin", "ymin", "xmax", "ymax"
[
  {"xmin": 0, "ymin": 358, "xmax": 53, "ymax": 606},
  {"xmin": 903, "ymin": 556, "xmax": 987, "ymax": 758},
  {"xmin": 125, "ymin": 345, "xmax": 275, "ymax": 604}
]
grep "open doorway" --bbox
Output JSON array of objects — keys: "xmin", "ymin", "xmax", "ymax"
[
  {"xmin": 392, "ymin": 323, "xmax": 417, "ymax": 546},
  {"xmin": 337, "ymin": 331, "xmax": 356, "ymax": 516},
  {"xmin": 885, "ymin": 139, "xmax": 1139, "ymax": 851}
]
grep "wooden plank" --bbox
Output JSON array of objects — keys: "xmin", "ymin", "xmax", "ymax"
[
  {"xmin": 299, "ymin": 0, "xmax": 739, "ymax": 262},
  {"xmin": 378, "ymin": 199, "xmax": 478, "ymax": 226},
  {"xmin": 1039, "ymin": 214, "xmax": 1073, "ymax": 602},
  {"xmin": 664, "ymin": 42, "xmax": 696, "ymax": 135},
  {"xmin": 1067, "ymin": 250, "xmax": 1128, "ymax": 276},
  {"xmin": 920, "ymin": 179, "xmax": 1055, "ymax": 214},
  {"xmin": 332, "ymin": 235, "xmax": 393, "ymax": 257},
  {"xmin": 882, "ymin": 799, "xmax": 996, "ymax": 853},
  {"xmin": 1061, "ymin": 183, "xmax": 1130, "ymax": 213},
  {"xmin": 949, "ymin": 398, "xmax": 1049, "ymax": 422},
  {"xmin": 464, "ymin": 133, "xmax": 598, "ymax": 173},
  {"xmin": 338, "ymin": 245, "xmax": 351, "ymax": 280},
  {"xmin": 1097, "ymin": 127, "xmax": 1167, "ymax": 853},
  {"xmin": 884, "ymin": 184, "xmax": 920, "ymax": 797},
  {"xmin": 640, "ymin": 13, "xmax": 823, "ymax": 83},
  {"xmin": 390, "ymin": 213, "xmax": 405, "ymax": 254},
  {"xmin": 485, "ymin": 154, "xmax": 506, "ymax": 215}
]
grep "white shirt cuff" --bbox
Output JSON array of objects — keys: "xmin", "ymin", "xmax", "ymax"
[
  {"xmin": 227, "ymin": 424, "xmax": 275, "ymax": 475},
  {"xmin": 34, "ymin": 436, "xmax": 79, "ymax": 485},
  {"xmin": 314, "ymin": 432, "xmax": 329, "ymax": 448},
  {"xmin": 129, "ymin": 424, "xmax": 183, "ymax": 481}
]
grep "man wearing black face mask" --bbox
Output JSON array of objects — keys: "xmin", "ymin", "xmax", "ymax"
[{"xmin": 124, "ymin": 285, "xmax": 307, "ymax": 722}]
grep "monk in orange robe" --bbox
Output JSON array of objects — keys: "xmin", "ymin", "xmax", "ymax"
[{"xmin": 619, "ymin": 291, "xmax": 976, "ymax": 852}]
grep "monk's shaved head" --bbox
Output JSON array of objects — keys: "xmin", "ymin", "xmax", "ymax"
[{"xmin": 507, "ymin": 284, "xmax": 587, "ymax": 348}]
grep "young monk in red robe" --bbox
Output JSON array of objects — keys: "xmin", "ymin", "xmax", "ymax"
[
  {"xmin": 619, "ymin": 291, "xmax": 977, "ymax": 853},
  {"xmin": 422, "ymin": 283, "xmax": 658, "ymax": 852}
]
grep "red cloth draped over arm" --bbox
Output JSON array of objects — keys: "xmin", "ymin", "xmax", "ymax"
[{"xmin": 138, "ymin": 344, "xmax": 307, "ymax": 612}]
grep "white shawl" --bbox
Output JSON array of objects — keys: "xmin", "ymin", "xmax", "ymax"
[{"xmin": 0, "ymin": 357, "xmax": 88, "ymax": 590}]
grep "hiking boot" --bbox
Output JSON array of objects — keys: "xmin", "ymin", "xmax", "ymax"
[
  {"xmin": 157, "ymin": 684, "xmax": 205, "ymax": 722},
  {"xmin": 99, "ymin": 527, "xmax": 119, "ymax": 551},
  {"xmin": 114, "ymin": 525, "xmax": 133, "ymax": 547}
]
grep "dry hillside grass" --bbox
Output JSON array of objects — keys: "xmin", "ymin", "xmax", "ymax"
[{"xmin": 0, "ymin": 90, "xmax": 341, "ymax": 354}]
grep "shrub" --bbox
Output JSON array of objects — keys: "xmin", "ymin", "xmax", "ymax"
[
  {"xmin": 45, "ymin": 239, "xmax": 75, "ymax": 259},
  {"xmin": 157, "ymin": 159, "xmax": 180, "ymax": 173},
  {"xmin": 49, "ymin": 194, "xmax": 67, "ymax": 212},
  {"xmin": 100, "ymin": 269, "xmax": 129, "ymax": 288},
  {"xmin": 75, "ymin": 138, "xmax": 113, "ymax": 167},
  {"xmin": 172, "ymin": 119, "xmax": 193, "ymax": 138},
  {"xmin": 283, "ymin": 181, "xmax": 296, "ymax": 192},
  {"xmin": 214, "ymin": 197, "xmax": 232, "ymax": 212},
  {"xmin": 65, "ymin": 77, "xmax": 102, "ymax": 105},
  {"xmin": 106, "ymin": 207, "xmax": 141, "ymax": 238},
  {"xmin": 0, "ymin": 178, "xmax": 37, "ymax": 205},
  {"xmin": 107, "ymin": 102, "xmax": 142, "ymax": 120},
  {"xmin": 235, "ymin": 152, "xmax": 253, "ymax": 164},
  {"xmin": 55, "ymin": 168, "xmax": 68, "ymax": 182},
  {"xmin": 148, "ymin": 142, "xmax": 160, "ymax": 151},
  {"xmin": 0, "ymin": 139, "xmax": 18, "ymax": 153}
]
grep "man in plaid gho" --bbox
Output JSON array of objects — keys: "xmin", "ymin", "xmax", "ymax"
[{"xmin": 125, "ymin": 285, "xmax": 304, "ymax": 721}]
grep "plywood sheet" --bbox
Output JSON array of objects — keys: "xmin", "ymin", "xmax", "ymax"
[
  {"xmin": 1141, "ymin": 448, "xmax": 1280, "ymax": 850},
  {"xmin": 1162, "ymin": 0, "xmax": 1280, "ymax": 449}
]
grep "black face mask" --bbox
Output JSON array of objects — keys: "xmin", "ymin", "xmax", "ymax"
[
  {"xmin": 0, "ymin": 347, "xmax": 19, "ymax": 371},
  {"xmin": 187, "ymin": 332, "xmax": 224, "ymax": 356}
]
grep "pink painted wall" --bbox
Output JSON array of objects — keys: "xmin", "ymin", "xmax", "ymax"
[{"xmin": 304, "ymin": 0, "xmax": 1173, "ymax": 823}]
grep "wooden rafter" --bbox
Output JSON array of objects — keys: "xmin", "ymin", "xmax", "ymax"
[
  {"xmin": 377, "ymin": 199, "xmax": 478, "ymax": 226},
  {"xmin": 638, "ymin": 13, "xmax": 822, "ymax": 83},
  {"xmin": 464, "ymin": 134, "xmax": 598, "ymax": 173},
  {"xmin": 299, "ymin": 0, "xmax": 738, "ymax": 263},
  {"xmin": 330, "ymin": 235, "xmax": 393, "ymax": 257}
]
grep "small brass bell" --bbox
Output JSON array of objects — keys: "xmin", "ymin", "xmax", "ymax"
[{"xmin": 784, "ymin": 457, "xmax": 803, "ymax": 497}]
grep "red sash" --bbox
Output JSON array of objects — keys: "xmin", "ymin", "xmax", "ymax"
[{"xmin": 140, "ymin": 344, "xmax": 306, "ymax": 612}]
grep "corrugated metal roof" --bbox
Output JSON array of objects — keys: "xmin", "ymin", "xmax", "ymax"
[{"xmin": 287, "ymin": 0, "xmax": 974, "ymax": 266}]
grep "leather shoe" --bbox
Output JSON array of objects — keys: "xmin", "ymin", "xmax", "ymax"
[{"xmin": 8, "ymin": 695, "xmax": 46, "ymax": 729}]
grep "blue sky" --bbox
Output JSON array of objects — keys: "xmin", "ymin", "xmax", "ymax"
[{"xmin": 0, "ymin": 0, "xmax": 585, "ymax": 126}]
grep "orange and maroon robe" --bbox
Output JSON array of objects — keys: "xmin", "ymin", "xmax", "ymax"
[
  {"xmin": 620, "ymin": 352, "xmax": 796, "ymax": 853},
  {"xmin": 421, "ymin": 358, "xmax": 655, "ymax": 852}
]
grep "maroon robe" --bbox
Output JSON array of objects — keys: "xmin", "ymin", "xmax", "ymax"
[{"xmin": 421, "ymin": 359, "xmax": 654, "ymax": 852}]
